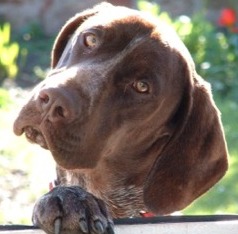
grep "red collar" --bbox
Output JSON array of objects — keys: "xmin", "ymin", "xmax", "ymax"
[{"xmin": 140, "ymin": 211, "xmax": 155, "ymax": 217}]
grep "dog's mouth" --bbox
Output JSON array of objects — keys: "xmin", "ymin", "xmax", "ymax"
[
  {"xmin": 23, "ymin": 126, "xmax": 48, "ymax": 149},
  {"xmin": 13, "ymin": 107, "xmax": 102, "ymax": 169}
]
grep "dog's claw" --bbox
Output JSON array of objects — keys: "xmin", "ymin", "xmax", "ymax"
[
  {"xmin": 79, "ymin": 219, "xmax": 89, "ymax": 233},
  {"xmin": 94, "ymin": 220, "xmax": 104, "ymax": 234},
  {"xmin": 107, "ymin": 222, "xmax": 115, "ymax": 234},
  {"xmin": 54, "ymin": 218, "xmax": 62, "ymax": 234}
]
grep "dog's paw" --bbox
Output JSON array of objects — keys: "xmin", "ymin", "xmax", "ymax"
[{"xmin": 32, "ymin": 186, "xmax": 114, "ymax": 234}]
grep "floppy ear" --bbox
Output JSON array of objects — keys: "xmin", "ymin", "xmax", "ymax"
[
  {"xmin": 51, "ymin": 3, "xmax": 112, "ymax": 68},
  {"xmin": 143, "ymin": 56, "xmax": 228, "ymax": 215}
]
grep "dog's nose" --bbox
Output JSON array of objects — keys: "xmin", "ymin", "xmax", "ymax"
[{"xmin": 37, "ymin": 87, "xmax": 77, "ymax": 123}]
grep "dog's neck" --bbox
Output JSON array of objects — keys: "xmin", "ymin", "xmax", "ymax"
[
  {"xmin": 56, "ymin": 161, "xmax": 147, "ymax": 217},
  {"xmin": 54, "ymin": 135, "xmax": 170, "ymax": 217},
  {"xmin": 53, "ymin": 132, "xmax": 168, "ymax": 218}
]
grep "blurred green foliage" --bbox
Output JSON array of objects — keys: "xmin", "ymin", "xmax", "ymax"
[
  {"xmin": 179, "ymin": 16, "xmax": 238, "ymax": 100},
  {"xmin": 0, "ymin": 88, "xmax": 12, "ymax": 109},
  {"xmin": 15, "ymin": 22, "xmax": 53, "ymax": 83},
  {"xmin": 0, "ymin": 23, "xmax": 19, "ymax": 83},
  {"xmin": 138, "ymin": 0, "xmax": 238, "ymax": 100}
]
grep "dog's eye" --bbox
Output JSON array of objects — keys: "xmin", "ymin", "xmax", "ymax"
[
  {"xmin": 84, "ymin": 33, "xmax": 98, "ymax": 48},
  {"xmin": 133, "ymin": 81, "xmax": 150, "ymax": 93}
]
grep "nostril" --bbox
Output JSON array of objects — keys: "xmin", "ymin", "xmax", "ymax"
[
  {"xmin": 37, "ymin": 87, "xmax": 77, "ymax": 123},
  {"xmin": 50, "ymin": 104, "xmax": 71, "ymax": 122},
  {"xmin": 55, "ymin": 106, "xmax": 65, "ymax": 118},
  {"xmin": 39, "ymin": 91, "xmax": 50, "ymax": 104}
]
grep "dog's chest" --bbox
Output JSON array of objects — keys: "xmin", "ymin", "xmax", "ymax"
[
  {"xmin": 62, "ymin": 169, "xmax": 146, "ymax": 217},
  {"xmin": 105, "ymin": 184, "xmax": 146, "ymax": 217}
]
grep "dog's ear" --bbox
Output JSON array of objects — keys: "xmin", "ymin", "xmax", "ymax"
[
  {"xmin": 51, "ymin": 3, "xmax": 112, "ymax": 68},
  {"xmin": 143, "ymin": 53, "xmax": 228, "ymax": 215}
]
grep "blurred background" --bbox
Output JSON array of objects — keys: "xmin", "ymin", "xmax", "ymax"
[{"xmin": 0, "ymin": 0, "xmax": 237, "ymax": 224}]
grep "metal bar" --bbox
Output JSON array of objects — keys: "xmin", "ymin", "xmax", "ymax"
[{"xmin": 1, "ymin": 215, "xmax": 238, "ymax": 234}]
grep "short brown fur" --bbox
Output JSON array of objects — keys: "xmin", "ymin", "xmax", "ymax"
[{"xmin": 14, "ymin": 3, "xmax": 228, "ymax": 234}]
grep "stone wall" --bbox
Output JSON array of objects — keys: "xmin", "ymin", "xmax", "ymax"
[
  {"xmin": 0, "ymin": 0, "xmax": 237, "ymax": 35},
  {"xmin": 0, "ymin": 0, "xmax": 103, "ymax": 35}
]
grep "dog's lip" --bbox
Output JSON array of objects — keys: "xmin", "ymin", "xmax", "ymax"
[
  {"xmin": 13, "ymin": 119, "xmax": 24, "ymax": 136},
  {"xmin": 27, "ymin": 126, "xmax": 48, "ymax": 149},
  {"xmin": 13, "ymin": 115, "xmax": 48, "ymax": 148},
  {"xmin": 21, "ymin": 126, "xmax": 48, "ymax": 149}
]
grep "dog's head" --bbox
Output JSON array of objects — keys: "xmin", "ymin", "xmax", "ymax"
[{"xmin": 14, "ymin": 3, "xmax": 228, "ymax": 215}]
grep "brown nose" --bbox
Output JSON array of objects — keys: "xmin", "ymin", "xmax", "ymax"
[{"xmin": 37, "ymin": 87, "xmax": 77, "ymax": 123}]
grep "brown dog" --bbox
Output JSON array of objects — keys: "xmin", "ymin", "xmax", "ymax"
[{"xmin": 14, "ymin": 3, "xmax": 228, "ymax": 234}]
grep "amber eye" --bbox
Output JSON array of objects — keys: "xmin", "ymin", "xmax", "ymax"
[
  {"xmin": 133, "ymin": 81, "xmax": 150, "ymax": 93},
  {"xmin": 84, "ymin": 33, "xmax": 98, "ymax": 48}
]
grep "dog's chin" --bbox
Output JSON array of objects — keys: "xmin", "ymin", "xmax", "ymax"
[
  {"xmin": 24, "ymin": 126, "xmax": 49, "ymax": 149},
  {"xmin": 23, "ymin": 127, "xmax": 76, "ymax": 169},
  {"xmin": 22, "ymin": 125, "xmax": 99, "ymax": 170}
]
